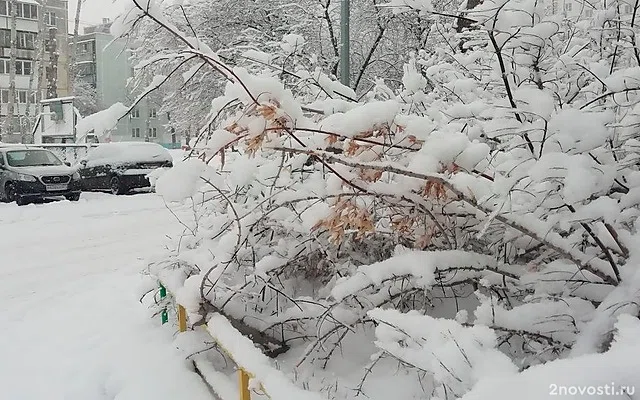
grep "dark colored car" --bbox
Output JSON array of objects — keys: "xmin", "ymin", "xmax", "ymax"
[
  {"xmin": 77, "ymin": 142, "xmax": 173, "ymax": 195},
  {"xmin": 0, "ymin": 146, "xmax": 82, "ymax": 205}
]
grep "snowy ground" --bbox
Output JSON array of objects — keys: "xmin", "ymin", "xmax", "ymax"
[{"xmin": 0, "ymin": 191, "xmax": 213, "ymax": 400}]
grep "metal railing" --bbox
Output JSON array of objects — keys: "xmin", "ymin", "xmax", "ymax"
[
  {"xmin": 157, "ymin": 282, "xmax": 322, "ymax": 400},
  {"xmin": 158, "ymin": 283, "xmax": 255, "ymax": 400}
]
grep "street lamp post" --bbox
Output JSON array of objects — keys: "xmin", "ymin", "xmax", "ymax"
[{"xmin": 340, "ymin": 0, "xmax": 350, "ymax": 87}]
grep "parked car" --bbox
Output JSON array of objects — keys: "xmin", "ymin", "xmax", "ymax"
[
  {"xmin": 77, "ymin": 142, "xmax": 173, "ymax": 195},
  {"xmin": 0, "ymin": 146, "xmax": 82, "ymax": 205}
]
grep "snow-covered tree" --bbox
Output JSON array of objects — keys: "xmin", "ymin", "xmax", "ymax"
[
  {"xmin": 78, "ymin": 0, "xmax": 640, "ymax": 397},
  {"xmin": 71, "ymin": 75, "xmax": 100, "ymax": 117}
]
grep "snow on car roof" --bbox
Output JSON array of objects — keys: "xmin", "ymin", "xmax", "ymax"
[{"xmin": 85, "ymin": 142, "xmax": 172, "ymax": 166}]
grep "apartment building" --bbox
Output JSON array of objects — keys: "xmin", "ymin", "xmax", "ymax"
[
  {"xmin": 73, "ymin": 21, "xmax": 178, "ymax": 148},
  {"xmin": 0, "ymin": 0, "xmax": 70, "ymax": 142}
]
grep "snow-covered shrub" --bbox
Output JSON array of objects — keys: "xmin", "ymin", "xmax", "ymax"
[{"xmin": 103, "ymin": 0, "xmax": 640, "ymax": 398}]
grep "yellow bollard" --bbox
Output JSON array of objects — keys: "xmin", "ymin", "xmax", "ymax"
[
  {"xmin": 238, "ymin": 369, "xmax": 251, "ymax": 400},
  {"xmin": 178, "ymin": 305, "xmax": 187, "ymax": 333}
]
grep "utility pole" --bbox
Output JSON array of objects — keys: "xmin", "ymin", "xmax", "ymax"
[{"xmin": 340, "ymin": 0, "xmax": 350, "ymax": 87}]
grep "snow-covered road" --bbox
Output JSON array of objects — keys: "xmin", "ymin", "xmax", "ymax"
[{"xmin": 0, "ymin": 193, "xmax": 212, "ymax": 400}]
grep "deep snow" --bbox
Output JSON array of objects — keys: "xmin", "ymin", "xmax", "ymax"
[{"xmin": 0, "ymin": 192, "xmax": 212, "ymax": 400}]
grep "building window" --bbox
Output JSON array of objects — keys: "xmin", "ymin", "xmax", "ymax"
[
  {"xmin": 0, "ymin": 30, "xmax": 9, "ymax": 47},
  {"xmin": 148, "ymin": 127, "xmax": 157, "ymax": 138},
  {"xmin": 23, "ymin": 60, "xmax": 31, "ymax": 75},
  {"xmin": 0, "ymin": 89, "xmax": 30, "ymax": 103},
  {"xmin": 0, "ymin": 1, "xmax": 35, "ymax": 18},
  {"xmin": 149, "ymin": 108, "xmax": 157, "ymax": 118},
  {"xmin": 44, "ymin": 11, "xmax": 56, "ymax": 26},
  {"xmin": 564, "ymin": 2, "xmax": 572, "ymax": 11},
  {"xmin": 625, "ymin": 4, "xmax": 633, "ymax": 13},
  {"xmin": 0, "ymin": 29, "xmax": 36, "ymax": 50},
  {"xmin": 132, "ymin": 127, "xmax": 140, "ymax": 138},
  {"xmin": 15, "ymin": 3, "xmax": 38, "ymax": 19},
  {"xmin": 0, "ymin": 30, "xmax": 35, "ymax": 50},
  {"xmin": 584, "ymin": 8, "xmax": 593, "ymax": 17},
  {"xmin": 131, "ymin": 108, "xmax": 140, "ymax": 118},
  {"xmin": 5, "ymin": 59, "xmax": 32, "ymax": 75},
  {"xmin": 15, "ymin": 31, "xmax": 36, "ymax": 49}
]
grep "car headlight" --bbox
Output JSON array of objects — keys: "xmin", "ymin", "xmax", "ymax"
[
  {"xmin": 72, "ymin": 171, "xmax": 81, "ymax": 180},
  {"xmin": 16, "ymin": 173, "xmax": 36, "ymax": 182}
]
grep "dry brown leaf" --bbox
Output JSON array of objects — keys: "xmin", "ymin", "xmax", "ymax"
[
  {"xmin": 422, "ymin": 180, "xmax": 448, "ymax": 201},
  {"xmin": 359, "ymin": 168, "xmax": 383, "ymax": 182},
  {"xmin": 312, "ymin": 200, "xmax": 375, "ymax": 244},
  {"xmin": 326, "ymin": 134, "xmax": 339, "ymax": 145},
  {"xmin": 345, "ymin": 140, "xmax": 361, "ymax": 156},
  {"xmin": 257, "ymin": 104, "xmax": 278, "ymax": 121},
  {"xmin": 246, "ymin": 134, "xmax": 266, "ymax": 157}
]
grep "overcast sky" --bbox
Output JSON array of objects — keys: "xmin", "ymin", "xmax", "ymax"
[{"xmin": 67, "ymin": 0, "xmax": 128, "ymax": 33}]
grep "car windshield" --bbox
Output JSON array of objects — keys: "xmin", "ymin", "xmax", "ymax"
[{"xmin": 6, "ymin": 149, "xmax": 63, "ymax": 167}]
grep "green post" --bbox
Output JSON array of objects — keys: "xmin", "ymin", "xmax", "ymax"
[
  {"xmin": 159, "ymin": 283, "xmax": 168, "ymax": 324},
  {"xmin": 340, "ymin": 0, "xmax": 350, "ymax": 87},
  {"xmin": 159, "ymin": 283, "xmax": 167, "ymax": 298}
]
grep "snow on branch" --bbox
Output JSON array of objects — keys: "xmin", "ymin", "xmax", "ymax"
[
  {"xmin": 368, "ymin": 308, "xmax": 517, "ymax": 398},
  {"xmin": 331, "ymin": 249, "xmax": 510, "ymax": 302}
]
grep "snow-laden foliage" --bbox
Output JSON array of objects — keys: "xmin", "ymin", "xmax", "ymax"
[
  {"xmin": 105, "ymin": 0, "xmax": 640, "ymax": 398},
  {"xmin": 119, "ymin": 0, "xmax": 448, "ymax": 143}
]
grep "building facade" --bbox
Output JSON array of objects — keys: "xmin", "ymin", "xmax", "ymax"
[
  {"xmin": 0, "ymin": 0, "xmax": 70, "ymax": 143},
  {"xmin": 73, "ymin": 21, "xmax": 178, "ymax": 148},
  {"xmin": 550, "ymin": 0, "xmax": 635, "ymax": 18}
]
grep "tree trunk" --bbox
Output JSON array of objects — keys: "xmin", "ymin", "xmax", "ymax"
[
  {"xmin": 46, "ymin": 26, "xmax": 58, "ymax": 99},
  {"xmin": 6, "ymin": 0, "xmax": 17, "ymax": 139},
  {"xmin": 24, "ymin": 0, "xmax": 48, "ymax": 143},
  {"xmin": 456, "ymin": 0, "xmax": 483, "ymax": 32},
  {"xmin": 69, "ymin": 0, "xmax": 83, "ymax": 94},
  {"xmin": 35, "ymin": 0, "xmax": 47, "ymax": 109}
]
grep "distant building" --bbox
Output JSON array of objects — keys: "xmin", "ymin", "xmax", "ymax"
[
  {"xmin": 550, "ymin": 0, "xmax": 634, "ymax": 18},
  {"xmin": 0, "ymin": 0, "xmax": 70, "ymax": 143},
  {"xmin": 72, "ymin": 20, "xmax": 179, "ymax": 148}
]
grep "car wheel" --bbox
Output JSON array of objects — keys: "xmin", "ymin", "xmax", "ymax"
[
  {"xmin": 5, "ymin": 183, "xmax": 26, "ymax": 206},
  {"xmin": 110, "ymin": 176, "xmax": 124, "ymax": 195},
  {"xmin": 65, "ymin": 193, "xmax": 81, "ymax": 202}
]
